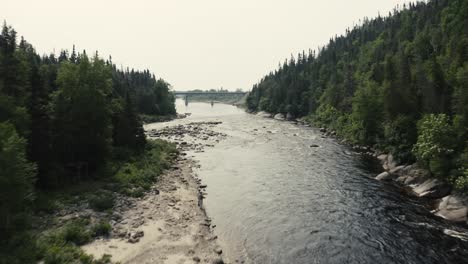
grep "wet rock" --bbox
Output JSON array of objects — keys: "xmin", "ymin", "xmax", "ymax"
[
  {"xmin": 286, "ymin": 112, "xmax": 294, "ymax": 120},
  {"xmin": 436, "ymin": 195, "xmax": 468, "ymax": 223},
  {"xmin": 193, "ymin": 256, "xmax": 201, "ymax": 262},
  {"xmin": 399, "ymin": 165, "xmax": 431, "ymax": 186},
  {"xmin": 310, "ymin": 144, "xmax": 319, "ymax": 148},
  {"xmin": 375, "ymin": 171, "xmax": 396, "ymax": 181},
  {"xmin": 389, "ymin": 165, "xmax": 406, "ymax": 176},
  {"xmin": 412, "ymin": 178, "xmax": 452, "ymax": 199},
  {"xmin": 383, "ymin": 154, "xmax": 397, "ymax": 171}
]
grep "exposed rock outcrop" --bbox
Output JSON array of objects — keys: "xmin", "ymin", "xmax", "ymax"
[
  {"xmin": 374, "ymin": 153, "xmax": 467, "ymax": 224},
  {"xmin": 435, "ymin": 195, "xmax": 468, "ymax": 223}
]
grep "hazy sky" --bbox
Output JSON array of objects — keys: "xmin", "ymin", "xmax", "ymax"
[{"xmin": 4, "ymin": 0, "xmax": 413, "ymax": 91}]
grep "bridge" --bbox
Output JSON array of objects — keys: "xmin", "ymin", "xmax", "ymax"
[
  {"xmin": 173, "ymin": 91, "xmax": 247, "ymax": 96},
  {"xmin": 173, "ymin": 91, "xmax": 248, "ymax": 105}
]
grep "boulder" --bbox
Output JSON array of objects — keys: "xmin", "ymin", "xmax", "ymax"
[
  {"xmin": 412, "ymin": 178, "xmax": 452, "ymax": 199},
  {"xmin": 377, "ymin": 154, "xmax": 388, "ymax": 162},
  {"xmin": 383, "ymin": 154, "xmax": 397, "ymax": 171},
  {"xmin": 274, "ymin": 113, "xmax": 285, "ymax": 120},
  {"xmin": 389, "ymin": 165, "xmax": 406, "ymax": 176},
  {"xmin": 214, "ymin": 247, "xmax": 223, "ymax": 255},
  {"xmin": 376, "ymin": 171, "xmax": 397, "ymax": 181},
  {"xmin": 398, "ymin": 165, "xmax": 430, "ymax": 185},
  {"xmin": 286, "ymin": 112, "xmax": 294, "ymax": 120},
  {"xmin": 256, "ymin": 111, "xmax": 271, "ymax": 118},
  {"xmin": 435, "ymin": 195, "xmax": 468, "ymax": 223}
]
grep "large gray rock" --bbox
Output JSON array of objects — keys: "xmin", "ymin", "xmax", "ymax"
[
  {"xmin": 383, "ymin": 154, "xmax": 397, "ymax": 171},
  {"xmin": 435, "ymin": 195, "xmax": 468, "ymax": 223},
  {"xmin": 274, "ymin": 113, "xmax": 286, "ymax": 120},
  {"xmin": 412, "ymin": 178, "xmax": 452, "ymax": 199},
  {"xmin": 376, "ymin": 171, "xmax": 397, "ymax": 181},
  {"xmin": 286, "ymin": 112, "xmax": 294, "ymax": 120},
  {"xmin": 377, "ymin": 154, "xmax": 388, "ymax": 163},
  {"xmin": 389, "ymin": 165, "xmax": 406, "ymax": 176},
  {"xmin": 256, "ymin": 111, "xmax": 271, "ymax": 118},
  {"xmin": 403, "ymin": 165, "xmax": 431, "ymax": 185}
]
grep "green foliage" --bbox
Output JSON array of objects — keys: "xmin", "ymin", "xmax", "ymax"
[
  {"xmin": 246, "ymin": 0, "xmax": 468, "ymax": 190},
  {"xmin": 382, "ymin": 115, "xmax": 417, "ymax": 163},
  {"xmin": 0, "ymin": 122, "xmax": 36, "ymax": 237},
  {"xmin": 91, "ymin": 221, "xmax": 111, "ymax": 237},
  {"xmin": 455, "ymin": 169, "xmax": 468, "ymax": 191},
  {"xmin": 350, "ymin": 80, "xmax": 384, "ymax": 145},
  {"xmin": 413, "ymin": 114, "xmax": 456, "ymax": 176},
  {"xmin": 88, "ymin": 192, "xmax": 114, "ymax": 212},
  {"xmin": 0, "ymin": 231, "xmax": 39, "ymax": 264},
  {"xmin": 51, "ymin": 55, "xmax": 113, "ymax": 171},
  {"xmin": 0, "ymin": 21, "xmax": 176, "ymax": 262},
  {"xmin": 61, "ymin": 221, "xmax": 92, "ymax": 245},
  {"xmin": 114, "ymin": 139, "xmax": 177, "ymax": 194}
]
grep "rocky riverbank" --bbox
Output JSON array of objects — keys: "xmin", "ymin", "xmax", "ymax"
[
  {"xmin": 374, "ymin": 154, "xmax": 468, "ymax": 225},
  {"xmin": 254, "ymin": 110, "xmax": 468, "ymax": 226},
  {"xmin": 80, "ymin": 121, "xmax": 228, "ymax": 263},
  {"xmin": 82, "ymin": 158, "xmax": 223, "ymax": 263}
]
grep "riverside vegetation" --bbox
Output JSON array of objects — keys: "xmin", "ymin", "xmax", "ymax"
[
  {"xmin": 0, "ymin": 22, "xmax": 177, "ymax": 263},
  {"xmin": 247, "ymin": 0, "xmax": 468, "ymax": 192}
]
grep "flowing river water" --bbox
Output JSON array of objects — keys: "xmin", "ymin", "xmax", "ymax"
[{"xmin": 148, "ymin": 100, "xmax": 468, "ymax": 264}]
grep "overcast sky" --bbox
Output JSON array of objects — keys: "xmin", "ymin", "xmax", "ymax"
[{"xmin": 4, "ymin": 0, "xmax": 413, "ymax": 91}]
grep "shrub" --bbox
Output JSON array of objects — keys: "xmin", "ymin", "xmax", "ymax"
[
  {"xmin": 382, "ymin": 115, "xmax": 418, "ymax": 163},
  {"xmin": 62, "ymin": 222, "xmax": 91, "ymax": 246},
  {"xmin": 88, "ymin": 192, "xmax": 114, "ymax": 212},
  {"xmin": 455, "ymin": 169, "xmax": 468, "ymax": 191},
  {"xmin": 92, "ymin": 221, "xmax": 112, "ymax": 237},
  {"xmin": 413, "ymin": 114, "xmax": 456, "ymax": 176}
]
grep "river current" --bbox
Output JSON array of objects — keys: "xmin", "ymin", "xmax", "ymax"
[{"xmin": 148, "ymin": 100, "xmax": 468, "ymax": 264}]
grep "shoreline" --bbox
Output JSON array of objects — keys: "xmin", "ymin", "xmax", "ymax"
[
  {"xmin": 80, "ymin": 120, "xmax": 230, "ymax": 263},
  {"xmin": 253, "ymin": 110, "xmax": 468, "ymax": 227},
  {"xmin": 81, "ymin": 156, "xmax": 224, "ymax": 263}
]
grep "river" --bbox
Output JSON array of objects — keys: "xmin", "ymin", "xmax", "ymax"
[{"xmin": 147, "ymin": 99, "xmax": 468, "ymax": 264}]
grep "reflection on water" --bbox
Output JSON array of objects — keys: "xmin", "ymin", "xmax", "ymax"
[{"xmin": 149, "ymin": 100, "xmax": 468, "ymax": 264}]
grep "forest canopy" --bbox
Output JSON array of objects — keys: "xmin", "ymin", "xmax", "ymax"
[
  {"xmin": 0, "ymin": 21, "xmax": 175, "ymax": 252},
  {"xmin": 246, "ymin": 0, "xmax": 468, "ymax": 186}
]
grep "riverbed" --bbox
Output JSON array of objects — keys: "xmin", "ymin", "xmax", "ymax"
[{"xmin": 146, "ymin": 100, "xmax": 468, "ymax": 264}]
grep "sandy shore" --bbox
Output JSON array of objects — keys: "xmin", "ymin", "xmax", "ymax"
[{"xmin": 82, "ymin": 157, "xmax": 223, "ymax": 264}]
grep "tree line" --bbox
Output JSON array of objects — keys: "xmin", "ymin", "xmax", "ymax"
[
  {"xmin": 0, "ymin": 22, "xmax": 175, "ymax": 240},
  {"xmin": 247, "ymin": 0, "xmax": 468, "ymax": 187}
]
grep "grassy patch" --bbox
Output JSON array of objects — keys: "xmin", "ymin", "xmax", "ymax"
[
  {"xmin": 114, "ymin": 139, "xmax": 177, "ymax": 194},
  {"xmin": 88, "ymin": 191, "xmax": 115, "ymax": 212},
  {"xmin": 36, "ymin": 219, "xmax": 111, "ymax": 264},
  {"xmin": 92, "ymin": 221, "xmax": 112, "ymax": 237},
  {"xmin": 3, "ymin": 139, "xmax": 177, "ymax": 263}
]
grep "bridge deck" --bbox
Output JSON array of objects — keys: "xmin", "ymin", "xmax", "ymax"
[{"xmin": 174, "ymin": 91, "xmax": 247, "ymax": 95}]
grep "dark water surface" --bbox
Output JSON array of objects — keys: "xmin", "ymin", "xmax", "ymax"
[{"xmin": 149, "ymin": 100, "xmax": 468, "ymax": 264}]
